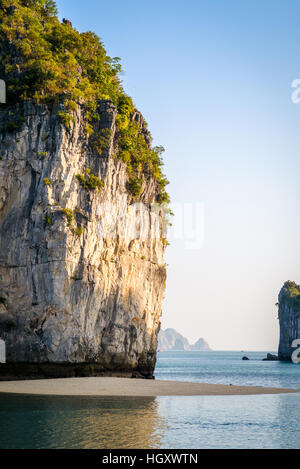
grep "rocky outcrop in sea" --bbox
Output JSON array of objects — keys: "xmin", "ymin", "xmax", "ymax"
[{"xmin": 278, "ymin": 281, "xmax": 300, "ymax": 361}]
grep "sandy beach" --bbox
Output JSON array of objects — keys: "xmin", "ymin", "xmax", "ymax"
[{"xmin": 0, "ymin": 377, "xmax": 298, "ymax": 397}]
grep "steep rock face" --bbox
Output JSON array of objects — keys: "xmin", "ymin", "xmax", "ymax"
[
  {"xmin": 278, "ymin": 281, "xmax": 300, "ymax": 361},
  {"xmin": 0, "ymin": 100, "xmax": 167, "ymax": 377}
]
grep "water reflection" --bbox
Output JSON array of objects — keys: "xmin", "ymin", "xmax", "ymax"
[
  {"xmin": 271, "ymin": 393, "xmax": 300, "ymax": 449},
  {"xmin": 0, "ymin": 394, "xmax": 166, "ymax": 449},
  {"xmin": 2, "ymin": 393, "xmax": 300, "ymax": 449},
  {"xmin": 157, "ymin": 394, "xmax": 300, "ymax": 449}
]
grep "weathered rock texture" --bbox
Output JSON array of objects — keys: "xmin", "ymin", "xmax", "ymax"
[
  {"xmin": 278, "ymin": 281, "xmax": 300, "ymax": 361},
  {"xmin": 0, "ymin": 100, "xmax": 167, "ymax": 378}
]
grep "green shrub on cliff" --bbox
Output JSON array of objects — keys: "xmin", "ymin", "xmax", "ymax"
[
  {"xmin": 118, "ymin": 122, "xmax": 169, "ymax": 200},
  {"xmin": 62, "ymin": 208, "xmax": 74, "ymax": 227},
  {"xmin": 58, "ymin": 111, "xmax": 75, "ymax": 129},
  {"xmin": 284, "ymin": 281, "xmax": 300, "ymax": 298},
  {"xmin": 282, "ymin": 281, "xmax": 300, "ymax": 310},
  {"xmin": 73, "ymin": 226, "xmax": 84, "ymax": 237},
  {"xmin": 0, "ymin": 0, "xmax": 169, "ymax": 203},
  {"xmin": 128, "ymin": 176, "xmax": 143, "ymax": 197},
  {"xmin": 92, "ymin": 128, "xmax": 112, "ymax": 155},
  {"xmin": 44, "ymin": 214, "xmax": 52, "ymax": 225},
  {"xmin": 43, "ymin": 177, "xmax": 51, "ymax": 186},
  {"xmin": 76, "ymin": 172, "xmax": 104, "ymax": 192}
]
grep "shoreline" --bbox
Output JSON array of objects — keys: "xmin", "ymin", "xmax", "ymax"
[{"xmin": 0, "ymin": 377, "xmax": 298, "ymax": 397}]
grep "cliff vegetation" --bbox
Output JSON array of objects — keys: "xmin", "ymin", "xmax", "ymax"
[
  {"xmin": 0, "ymin": 0, "xmax": 169, "ymax": 203},
  {"xmin": 280, "ymin": 281, "xmax": 300, "ymax": 311}
]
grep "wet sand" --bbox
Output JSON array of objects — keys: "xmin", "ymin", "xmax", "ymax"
[{"xmin": 0, "ymin": 377, "xmax": 298, "ymax": 397}]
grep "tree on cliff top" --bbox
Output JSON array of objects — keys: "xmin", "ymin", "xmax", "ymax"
[
  {"xmin": 0, "ymin": 0, "xmax": 122, "ymax": 106},
  {"xmin": 280, "ymin": 281, "xmax": 300, "ymax": 311},
  {"xmin": 0, "ymin": 0, "xmax": 169, "ymax": 202}
]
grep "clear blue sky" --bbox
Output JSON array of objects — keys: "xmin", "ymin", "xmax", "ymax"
[{"xmin": 56, "ymin": 0, "xmax": 300, "ymax": 350}]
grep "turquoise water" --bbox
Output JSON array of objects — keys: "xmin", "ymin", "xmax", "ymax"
[
  {"xmin": 156, "ymin": 350, "xmax": 300, "ymax": 389},
  {"xmin": 1, "ymin": 351, "xmax": 300, "ymax": 449}
]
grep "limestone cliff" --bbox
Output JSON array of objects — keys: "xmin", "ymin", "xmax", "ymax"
[
  {"xmin": 0, "ymin": 99, "xmax": 167, "ymax": 378},
  {"xmin": 278, "ymin": 281, "xmax": 300, "ymax": 361}
]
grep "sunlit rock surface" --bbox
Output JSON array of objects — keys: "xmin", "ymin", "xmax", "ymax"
[{"xmin": 0, "ymin": 100, "xmax": 167, "ymax": 377}]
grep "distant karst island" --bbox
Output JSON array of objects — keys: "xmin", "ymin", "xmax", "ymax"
[{"xmin": 158, "ymin": 328, "xmax": 211, "ymax": 351}]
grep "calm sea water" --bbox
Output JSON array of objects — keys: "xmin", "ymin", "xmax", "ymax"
[
  {"xmin": 156, "ymin": 350, "xmax": 300, "ymax": 389},
  {"xmin": 1, "ymin": 351, "xmax": 300, "ymax": 449}
]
